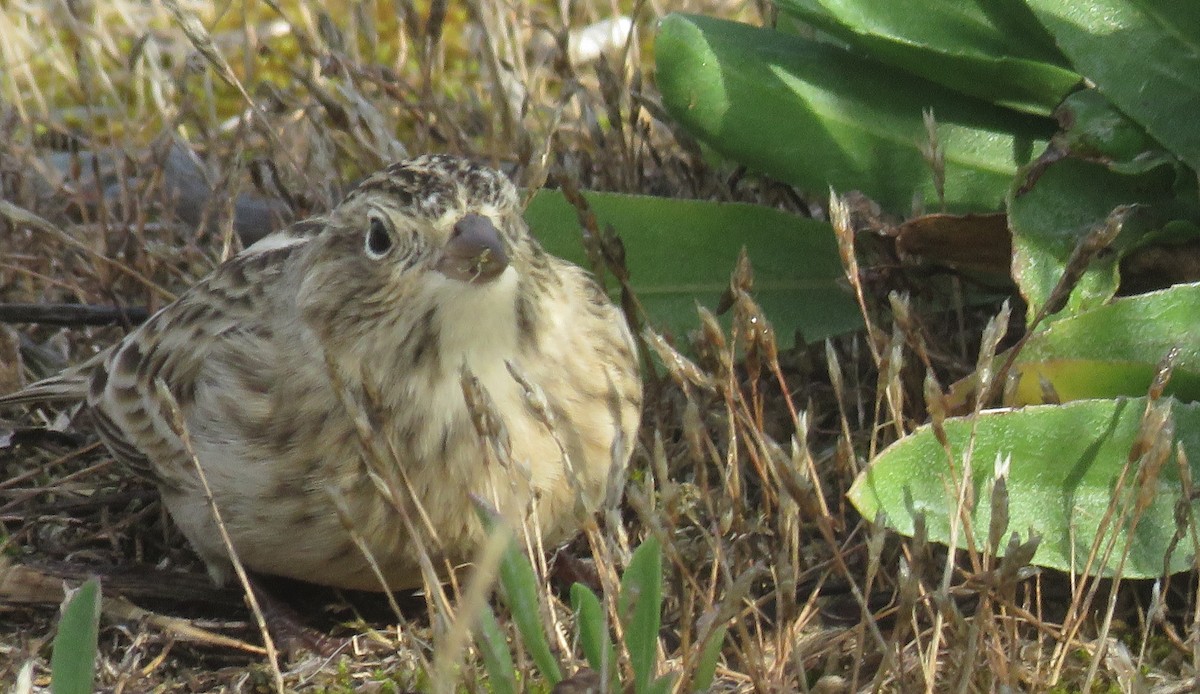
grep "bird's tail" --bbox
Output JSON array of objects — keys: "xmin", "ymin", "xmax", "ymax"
[
  {"xmin": 0, "ymin": 353, "xmax": 104, "ymax": 408},
  {"xmin": 0, "ymin": 374, "xmax": 89, "ymax": 407}
]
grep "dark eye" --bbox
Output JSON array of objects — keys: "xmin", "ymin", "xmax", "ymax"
[{"xmin": 365, "ymin": 217, "xmax": 393, "ymax": 258}]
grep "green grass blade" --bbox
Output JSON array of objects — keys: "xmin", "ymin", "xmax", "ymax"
[
  {"xmin": 691, "ymin": 624, "xmax": 728, "ymax": 692},
  {"xmin": 474, "ymin": 603, "xmax": 518, "ymax": 694},
  {"xmin": 471, "ymin": 501, "xmax": 563, "ymax": 686},
  {"xmin": 51, "ymin": 578, "xmax": 101, "ymax": 694},
  {"xmin": 619, "ymin": 537, "xmax": 663, "ymax": 694},
  {"xmin": 570, "ymin": 582, "xmax": 616, "ymax": 680}
]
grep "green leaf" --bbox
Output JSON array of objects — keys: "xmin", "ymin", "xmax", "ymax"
[
  {"xmin": 1007, "ymin": 157, "xmax": 1184, "ymax": 322},
  {"xmin": 570, "ymin": 582, "xmax": 616, "ymax": 681},
  {"xmin": 525, "ymin": 190, "xmax": 861, "ymax": 345},
  {"xmin": 474, "ymin": 502, "xmax": 563, "ymax": 686},
  {"xmin": 775, "ymin": 0, "xmax": 1080, "ymax": 115},
  {"xmin": 1051, "ymin": 90, "xmax": 1176, "ymax": 174},
  {"xmin": 690, "ymin": 623, "xmax": 727, "ymax": 692},
  {"xmin": 474, "ymin": 604, "xmax": 518, "ymax": 694},
  {"xmin": 646, "ymin": 674, "xmax": 677, "ymax": 694},
  {"xmin": 849, "ymin": 397, "xmax": 1200, "ymax": 578},
  {"xmin": 1007, "ymin": 284, "xmax": 1200, "ymax": 404},
  {"xmin": 655, "ymin": 13, "xmax": 1053, "ymax": 215},
  {"xmin": 619, "ymin": 537, "xmax": 663, "ymax": 694},
  {"xmin": 1024, "ymin": 0, "xmax": 1200, "ymax": 171},
  {"xmin": 51, "ymin": 578, "xmax": 100, "ymax": 694}
]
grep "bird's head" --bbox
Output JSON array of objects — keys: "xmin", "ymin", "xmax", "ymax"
[{"xmin": 295, "ymin": 155, "xmax": 539, "ymax": 346}]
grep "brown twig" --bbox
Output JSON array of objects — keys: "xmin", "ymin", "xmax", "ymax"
[{"xmin": 0, "ymin": 303, "xmax": 150, "ymax": 327}]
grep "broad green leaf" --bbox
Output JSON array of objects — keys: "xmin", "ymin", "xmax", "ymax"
[
  {"xmin": 571, "ymin": 582, "xmax": 616, "ymax": 681},
  {"xmin": 775, "ymin": 0, "xmax": 1080, "ymax": 115},
  {"xmin": 525, "ymin": 190, "xmax": 861, "ymax": 345},
  {"xmin": 655, "ymin": 13, "xmax": 1053, "ymax": 215},
  {"xmin": 1007, "ymin": 157, "xmax": 1183, "ymax": 322},
  {"xmin": 51, "ymin": 578, "xmax": 100, "ymax": 694},
  {"xmin": 1006, "ymin": 284, "xmax": 1200, "ymax": 404},
  {"xmin": 1024, "ymin": 0, "xmax": 1200, "ymax": 172},
  {"xmin": 1050, "ymin": 90, "xmax": 1176, "ymax": 174},
  {"xmin": 619, "ymin": 537, "xmax": 663, "ymax": 694},
  {"xmin": 1008, "ymin": 360, "xmax": 1200, "ymax": 406},
  {"xmin": 849, "ymin": 397, "xmax": 1200, "ymax": 578}
]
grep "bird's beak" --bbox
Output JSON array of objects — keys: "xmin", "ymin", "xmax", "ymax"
[{"xmin": 435, "ymin": 214, "xmax": 510, "ymax": 284}]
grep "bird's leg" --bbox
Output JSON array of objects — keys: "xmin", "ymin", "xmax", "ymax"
[{"xmin": 246, "ymin": 578, "xmax": 342, "ymax": 659}]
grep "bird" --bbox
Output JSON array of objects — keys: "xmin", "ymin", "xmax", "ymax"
[{"xmin": 1, "ymin": 154, "xmax": 643, "ymax": 591}]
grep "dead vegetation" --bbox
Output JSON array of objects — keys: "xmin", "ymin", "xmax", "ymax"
[{"xmin": 1, "ymin": 1, "xmax": 1197, "ymax": 692}]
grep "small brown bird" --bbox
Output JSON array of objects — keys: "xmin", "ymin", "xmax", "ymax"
[{"xmin": 2, "ymin": 155, "xmax": 642, "ymax": 591}]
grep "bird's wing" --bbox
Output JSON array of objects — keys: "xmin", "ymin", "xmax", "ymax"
[
  {"xmin": 50, "ymin": 230, "xmax": 315, "ymax": 483},
  {"xmin": 0, "ymin": 220, "xmax": 324, "ymax": 410}
]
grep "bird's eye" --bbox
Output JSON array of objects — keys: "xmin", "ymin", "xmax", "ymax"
[{"xmin": 365, "ymin": 217, "xmax": 393, "ymax": 259}]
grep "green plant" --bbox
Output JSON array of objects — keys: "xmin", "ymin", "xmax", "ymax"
[
  {"xmin": 656, "ymin": 1, "xmax": 1200, "ymax": 579},
  {"xmin": 526, "ymin": 190, "xmax": 863, "ymax": 347},
  {"xmin": 474, "ymin": 532, "xmax": 700, "ymax": 692},
  {"xmin": 50, "ymin": 578, "xmax": 101, "ymax": 694}
]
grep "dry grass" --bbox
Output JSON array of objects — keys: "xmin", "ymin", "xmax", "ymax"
[{"xmin": 0, "ymin": 1, "xmax": 1197, "ymax": 692}]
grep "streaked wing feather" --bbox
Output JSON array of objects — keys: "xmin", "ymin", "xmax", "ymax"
[{"xmin": 85, "ymin": 235, "xmax": 310, "ymax": 484}]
